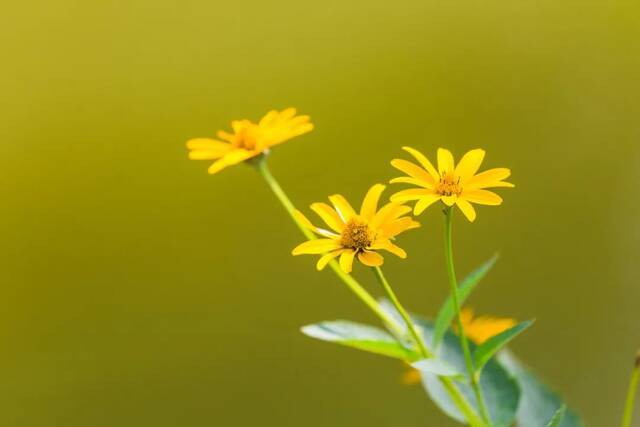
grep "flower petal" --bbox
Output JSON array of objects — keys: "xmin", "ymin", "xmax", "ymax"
[
  {"xmin": 390, "ymin": 159, "xmax": 435, "ymax": 184},
  {"xmin": 294, "ymin": 209, "xmax": 339, "ymax": 238},
  {"xmin": 402, "ymin": 146, "xmax": 440, "ymax": 181},
  {"xmin": 370, "ymin": 203, "xmax": 411, "ymax": 230},
  {"xmin": 437, "ymin": 148, "xmax": 455, "ymax": 174},
  {"xmin": 339, "ymin": 250, "xmax": 356, "ymax": 273},
  {"xmin": 379, "ymin": 217, "xmax": 420, "ymax": 238},
  {"xmin": 316, "ymin": 249, "xmax": 346, "ymax": 270},
  {"xmin": 310, "ymin": 203, "xmax": 345, "ymax": 233},
  {"xmin": 371, "ymin": 240, "xmax": 407, "ymax": 258},
  {"xmin": 207, "ymin": 149, "xmax": 256, "ymax": 174},
  {"xmin": 358, "ymin": 251, "xmax": 384, "ymax": 267},
  {"xmin": 360, "ymin": 184, "xmax": 386, "ymax": 220},
  {"xmin": 328, "ymin": 194, "xmax": 357, "ymax": 222},
  {"xmin": 414, "ymin": 194, "xmax": 442, "ymax": 215},
  {"xmin": 389, "ymin": 176, "xmax": 432, "ymax": 188},
  {"xmin": 455, "ymin": 149, "xmax": 485, "ymax": 183},
  {"xmin": 441, "ymin": 195, "xmax": 457, "ymax": 206},
  {"xmin": 186, "ymin": 138, "xmax": 230, "ymax": 150},
  {"xmin": 463, "ymin": 190, "xmax": 503, "ymax": 205},
  {"xmin": 390, "ymin": 188, "xmax": 435, "ymax": 202},
  {"xmin": 456, "ymin": 199, "xmax": 477, "ymax": 222},
  {"xmin": 465, "ymin": 168, "xmax": 513, "ymax": 189},
  {"xmin": 292, "ymin": 239, "xmax": 341, "ymax": 255}
]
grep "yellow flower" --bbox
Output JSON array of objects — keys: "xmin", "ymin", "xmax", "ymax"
[
  {"xmin": 402, "ymin": 309, "xmax": 516, "ymax": 385},
  {"xmin": 389, "ymin": 147, "xmax": 514, "ymax": 222},
  {"xmin": 186, "ymin": 108, "xmax": 313, "ymax": 174},
  {"xmin": 292, "ymin": 184, "xmax": 420, "ymax": 273},
  {"xmin": 459, "ymin": 308, "xmax": 517, "ymax": 345}
]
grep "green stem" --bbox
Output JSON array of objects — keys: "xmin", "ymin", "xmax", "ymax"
[
  {"xmin": 621, "ymin": 353, "xmax": 640, "ymax": 427},
  {"xmin": 255, "ymin": 158, "xmax": 403, "ymax": 335},
  {"xmin": 444, "ymin": 207, "xmax": 492, "ymax": 425},
  {"xmin": 372, "ymin": 266, "xmax": 485, "ymax": 427}
]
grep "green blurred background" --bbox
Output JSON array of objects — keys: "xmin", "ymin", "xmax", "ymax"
[{"xmin": 2, "ymin": 0, "xmax": 639, "ymax": 425}]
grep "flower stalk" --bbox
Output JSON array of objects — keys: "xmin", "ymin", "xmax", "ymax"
[
  {"xmin": 621, "ymin": 351, "xmax": 640, "ymax": 427},
  {"xmin": 444, "ymin": 207, "xmax": 492, "ymax": 425}
]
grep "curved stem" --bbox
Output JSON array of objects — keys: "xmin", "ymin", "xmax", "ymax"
[
  {"xmin": 621, "ymin": 353, "xmax": 640, "ymax": 427},
  {"xmin": 255, "ymin": 158, "xmax": 403, "ymax": 335},
  {"xmin": 372, "ymin": 266, "xmax": 485, "ymax": 427},
  {"xmin": 444, "ymin": 207, "xmax": 492, "ymax": 425},
  {"xmin": 372, "ymin": 266, "xmax": 431, "ymax": 357}
]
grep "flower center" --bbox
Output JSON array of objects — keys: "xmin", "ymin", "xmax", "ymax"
[
  {"xmin": 234, "ymin": 124, "xmax": 262, "ymax": 151},
  {"xmin": 436, "ymin": 171, "xmax": 462, "ymax": 197},
  {"xmin": 340, "ymin": 218, "xmax": 374, "ymax": 250}
]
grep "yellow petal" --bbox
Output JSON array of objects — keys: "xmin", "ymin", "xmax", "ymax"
[
  {"xmin": 414, "ymin": 194, "xmax": 442, "ymax": 215},
  {"xmin": 316, "ymin": 249, "xmax": 346, "ymax": 270},
  {"xmin": 456, "ymin": 199, "xmax": 477, "ymax": 222},
  {"xmin": 339, "ymin": 250, "xmax": 356, "ymax": 273},
  {"xmin": 379, "ymin": 217, "xmax": 420, "ymax": 238},
  {"xmin": 292, "ymin": 239, "xmax": 341, "ymax": 255},
  {"xmin": 310, "ymin": 203, "xmax": 345, "ymax": 233},
  {"xmin": 294, "ymin": 209, "xmax": 339, "ymax": 238},
  {"xmin": 188, "ymin": 149, "xmax": 229, "ymax": 160},
  {"xmin": 390, "ymin": 159, "xmax": 435, "ymax": 184},
  {"xmin": 402, "ymin": 146, "xmax": 439, "ymax": 181},
  {"xmin": 389, "ymin": 176, "xmax": 433, "ymax": 189},
  {"xmin": 463, "ymin": 190, "xmax": 503, "ymax": 205},
  {"xmin": 360, "ymin": 184, "xmax": 386, "ymax": 220},
  {"xmin": 370, "ymin": 203, "xmax": 410, "ymax": 229},
  {"xmin": 371, "ymin": 240, "xmax": 407, "ymax": 258},
  {"xmin": 455, "ymin": 149, "xmax": 485, "ymax": 183},
  {"xmin": 277, "ymin": 107, "xmax": 297, "ymax": 122},
  {"xmin": 259, "ymin": 110, "xmax": 279, "ymax": 127},
  {"xmin": 441, "ymin": 195, "xmax": 457, "ymax": 206},
  {"xmin": 437, "ymin": 148, "xmax": 455, "ymax": 174},
  {"xmin": 465, "ymin": 168, "xmax": 513, "ymax": 189},
  {"xmin": 390, "ymin": 188, "xmax": 435, "ymax": 202},
  {"xmin": 358, "ymin": 251, "xmax": 384, "ymax": 267},
  {"xmin": 207, "ymin": 149, "xmax": 256, "ymax": 174},
  {"xmin": 328, "ymin": 194, "xmax": 357, "ymax": 222},
  {"xmin": 186, "ymin": 138, "xmax": 230, "ymax": 150}
]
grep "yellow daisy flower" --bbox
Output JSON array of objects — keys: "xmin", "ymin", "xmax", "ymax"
[
  {"xmin": 402, "ymin": 309, "xmax": 516, "ymax": 385},
  {"xmin": 389, "ymin": 147, "xmax": 514, "ymax": 222},
  {"xmin": 186, "ymin": 108, "xmax": 313, "ymax": 174},
  {"xmin": 292, "ymin": 184, "xmax": 420, "ymax": 273}
]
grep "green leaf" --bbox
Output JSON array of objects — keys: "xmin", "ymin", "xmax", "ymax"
[
  {"xmin": 473, "ymin": 320, "xmax": 534, "ymax": 374},
  {"xmin": 546, "ymin": 405, "xmax": 567, "ymax": 427},
  {"xmin": 411, "ymin": 358, "xmax": 464, "ymax": 379},
  {"xmin": 498, "ymin": 351, "xmax": 584, "ymax": 427},
  {"xmin": 432, "ymin": 254, "xmax": 499, "ymax": 349},
  {"xmin": 301, "ymin": 320, "xmax": 419, "ymax": 361},
  {"xmin": 416, "ymin": 319, "xmax": 520, "ymax": 427}
]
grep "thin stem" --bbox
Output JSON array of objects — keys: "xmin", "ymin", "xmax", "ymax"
[
  {"xmin": 621, "ymin": 353, "xmax": 640, "ymax": 427},
  {"xmin": 372, "ymin": 266, "xmax": 431, "ymax": 357},
  {"xmin": 444, "ymin": 207, "xmax": 492, "ymax": 425},
  {"xmin": 255, "ymin": 158, "xmax": 403, "ymax": 335},
  {"xmin": 372, "ymin": 266, "xmax": 485, "ymax": 427}
]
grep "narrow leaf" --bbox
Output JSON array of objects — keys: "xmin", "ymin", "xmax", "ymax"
[
  {"xmin": 546, "ymin": 405, "xmax": 567, "ymax": 427},
  {"xmin": 473, "ymin": 320, "xmax": 534, "ymax": 373},
  {"xmin": 412, "ymin": 358, "xmax": 464, "ymax": 379},
  {"xmin": 432, "ymin": 254, "xmax": 499, "ymax": 348},
  {"xmin": 301, "ymin": 321, "xmax": 419, "ymax": 360}
]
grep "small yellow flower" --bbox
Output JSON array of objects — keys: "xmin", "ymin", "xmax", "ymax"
[
  {"xmin": 458, "ymin": 307, "xmax": 517, "ymax": 345},
  {"xmin": 292, "ymin": 184, "xmax": 420, "ymax": 273},
  {"xmin": 389, "ymin": 147, "xmax": 514, "ymax": 222},
  {"xmin": 186, "ymin": 108, "xmax": 313, "ymax": 174},
  {"xmin": 402, "ymin": 309, "xmax": 516, "ymax": 385}
]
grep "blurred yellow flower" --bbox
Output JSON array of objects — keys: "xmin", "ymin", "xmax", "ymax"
[
  {"xmin": 402, "ymin": 309, "xmax": 516, "ymax": 385},
  {"xmin": 186, "ymin": 108, "xmax": 313, "ymax": 174},
  {"xmin": 458, "ymin": 307, "xmax": 517, "ymax": 345},
  {"xmin": 292, "ymin": 184, "xmax": 419, "ymax": 273},
  {"xmin": 389, "ymin": 147, "xmax": 513, "ymax": 222}
]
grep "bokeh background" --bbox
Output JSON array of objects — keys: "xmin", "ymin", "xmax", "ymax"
[{"xmin": 2, "ymin": 0, "xmax": 640, "ymax": 425}]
